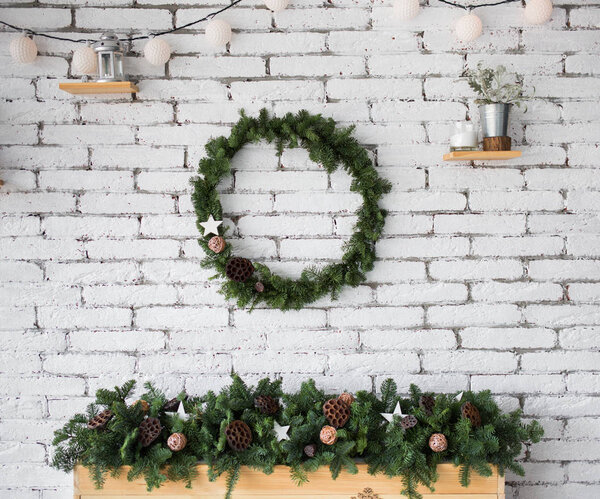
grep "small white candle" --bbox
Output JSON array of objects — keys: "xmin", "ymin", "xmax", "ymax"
[{"xmin": 450, "ymin": 122, "xmax": 478, "ymax": 151}]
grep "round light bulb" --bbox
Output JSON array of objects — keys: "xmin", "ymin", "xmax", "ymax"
[
  {"xmin": 393, "ymin": 0, "xmax": 420, "ymax": 21},
  {"xmin": 10, "ymin": 35, "xmax": 37, "ymax": 64},
  {"xmin": 455, "ymin": 13, "xmax": 483, "ymax": 42},
  {"xmin": 144, "ymin": 37, "xmax": 171, "ymax": 66},
  {"xmin": 524, "ymin": 0, "xmax": 553, "ymax": 25},
  {"xmin": 72, "ymin": 45, "xmax": 97, "ymax": 74},
  {"xmin": 205, "ymin": 19, "xmax": 232, "ymax": 47}
]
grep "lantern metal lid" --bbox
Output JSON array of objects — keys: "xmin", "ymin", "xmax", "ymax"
[{"xmin": 93, "ymin": 33, "xmax": 126, "ymax": 83}]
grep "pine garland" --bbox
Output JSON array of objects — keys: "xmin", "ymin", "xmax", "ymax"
[
  {"xmin": 52, "ymin": 375, "xmax": 543, "ymax": 499},
  {"xmin": 191, "ymin": 109, "xmax": 391, "ymax": 311}
]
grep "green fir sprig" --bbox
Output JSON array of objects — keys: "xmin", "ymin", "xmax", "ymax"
[
  {"xmin": 52, "ymin": 375, "xmax": 543, "ymax": 499},
  {"xmin": 191, "ymin": 109, "xmax": 391, "ymax": 311}
]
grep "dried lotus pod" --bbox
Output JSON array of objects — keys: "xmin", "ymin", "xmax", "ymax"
[
  {"xmin": 429, "ymin": 433, "xmax": 448, "ymax": 453},
  {"xmin": 167, "ymin": 432, "xmax": 187, "ymax": 452},
  {"xmin": 320, "ymin": 425, "xmax": 337, "ymax": 445},
  {"xmin": 208, "ymin": 235, "xmax": 226, "ymax": 254},
  {"xmin": 323, "ymin": 398, "xmax": 350, "ymax": 428},
  {"xmin": 400, "ymin": 415, "xmax": 418, "ymax": 430},
  {"xmin": 254, "ymin": 395, "xmax": 279, "ymax": 415},
  {"xmin": 225, "ymin": 257, "xmax": 254, "ymax": 283},
  {"xmin": 419, "ymin": 395, "xmax": 435, "ymax": 416},
  {"xmin": 225, "ymin": 420, "xmax": 252, "ymax": 451},
  {"xmin": 87, "ymin": 409, "xmax": 113, "ymax": 430},
  {"xmin": 461, "ymin": 401, "xmax": 482, "ymax": 428},
  {"xmin": 139, "ymin": 417, "xmax": 162, "ymax": 447},
  {"xmin": 338, "ymin": 392, "xmax": 355, "ymax": 407}
]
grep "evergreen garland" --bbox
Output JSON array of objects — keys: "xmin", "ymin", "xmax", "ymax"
[
  {"xmin": 52, "ymin": 375, "xmax": 543, "ymax": 499},
  {"xmin": 191, "ymin": 109, "xmax": 391, "ymax": 310}
]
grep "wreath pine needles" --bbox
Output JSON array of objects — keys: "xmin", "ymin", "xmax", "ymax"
[{"xmin": 191, "ymin": 109, "xmax": 392, "ymax": 311}]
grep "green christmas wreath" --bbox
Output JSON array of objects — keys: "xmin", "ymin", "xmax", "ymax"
[{"xmin": 191, "ymin": 109, "xmax": 391, "ymax": 310}]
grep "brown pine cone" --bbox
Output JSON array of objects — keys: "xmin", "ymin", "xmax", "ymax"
[
  {"xmin": 87, "ymin": 409, "xmax": 113, "ymax": 430},
  {"xmin": 320, "ymin": 425, "xmax": 337, "ymax": 445},
  {"xmin": 304, "ymin": 444, "xmax": 317, "ymax": 457},
  {"xmin": 225, "ymin": 420, "xmax": 252, "ymax": 451},
  {"xmin": 133, "ymin": 399, "xmax": 150, "ymax": 412},
  {"xmin": 419, "ymin": 395, "xmax": 435, "ymax": 416},
  {"xmin": 208, "ymin": 236, "xmax": 226, "ymax": 254},
  {"xmin": 254, "ymin": 395, "xmax": 279, "ymax": 415},
  {"xmin": 461, "ymin": 402, "xmax": 482, "ymax": 428},
  {"xmin": 225, "ymin": 257, "xmax": 254, "ymax": 283},
  {"xmin": 401, "ymin": 415, "xmax": 418, "ymax": 430},
  {"xmin": 323, "ymin": 398, "xmax": 350, "ymax": 428},
  {"xmin": 167, "ymin": 432, "xmax": 187, "ymax": 452},
  {"xmin": 139, "ymin": 417, "xmax": 162, "ymax": 447},
  {"xmin": 429, "ymin": 433, "xmax": 448, "ymax": 453},
  {"xmin": 338, "ymin": 392, "xmax": 355, "ymax": 407},
  {"xmin": 162, "ymin": 396, "xmax": 185, "ymax": 413}
]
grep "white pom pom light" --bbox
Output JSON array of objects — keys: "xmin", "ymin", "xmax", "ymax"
[
  {"xmin": 205, "ymin": 19, "xmax": 232, "ymax": 47},
  {"xmin": 72, "ymin": 44, "xmax": 97, "ymax": 74},
  {"xmin": 393, "ymin": 0, "xmax": 420, "ymax": 21},
  {"xmin": 265, "ymin": 0, "xmax": 289, "ymax": 12},
  {"xmin": 455, "ymin": 13, "xmax": 483, "ymax": 42},
  {"xmin": 144, "ymin": 37, "xmax": 171, "ymax": 66},
  {"xmin": 524, "ymin": 0, "xmax": 553, "ymax": 25},
  {"xmin": 10, "ymin": 35, "xmax": 37, "ymax": 64}
]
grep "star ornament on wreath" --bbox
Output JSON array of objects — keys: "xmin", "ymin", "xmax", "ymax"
[{"xmin": 192, "ymin": 109, "xmax": 391, "ymax": 311}]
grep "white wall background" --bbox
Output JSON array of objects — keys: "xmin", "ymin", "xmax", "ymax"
[{"xmin": 0, "ymin": 0, "xmax": 599, "ymax": 497}]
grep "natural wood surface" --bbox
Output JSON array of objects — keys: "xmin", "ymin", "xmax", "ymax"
[
  {"xmin": 74, "ymin": 463, "xmax": 504, "ymax": 498},
  {"xmin": 483, "ymin": 136, "xmax": 512, "ymax": 151},
  {"xmin": 443, "ymin": 151, "xmax": 521, "ymax": 161},
  {"xmin": 59, "ymin": 81, "xmax": 139, "ymax": 94}
]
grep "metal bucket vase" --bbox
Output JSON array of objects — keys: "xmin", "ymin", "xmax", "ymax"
[{"xmin": 479, "ymin": 103, "xmax": 510, "ymax": 138}]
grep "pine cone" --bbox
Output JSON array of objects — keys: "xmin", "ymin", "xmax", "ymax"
[
  {"xmin": 461, "ymin": 402, "xmax": 482, "ymax": 428},
  {"xmin": 401, "ymin": 415, "xmax": 418, "ymax": 430},
  {"xmin": 304, "ymin": 444, "xmax": 317, "ymax": 457},
  {"xmin": 429, "ymin": 433, "xmax": 448, "ymax": 453},
  {"xmin": 320, "ymin": 425, "xmax": 337, "ymax": 445},
  {"xmin": 338, "ymin": 392, "xmax": 355, "ymax": 407},
  {"xmin": 226, "ymin": 257, "xmax": 254, "ymax": 283},
  {"xmin": 323, "ymin": 398, "xmax": 350, "ymax": 428},
  {"xmin": 167, "ymin": 432, "xmax": 187, "ymax": 452},
  {"xmin": 162, "ymin": 396, "xmax": 184, "ymax": 413},
  {"xmin": 133, "ymin": 399, "xmax": 150, "ymax": 412},
  {"xmin": 419, "ymin": 395, "xmax": 435, "ymax": 416},
  {"xmin": 254, "ymin": 395, "xmax": 279, "ymax": 415},
  {"xmin": 87, "ymin": 409, "xmax": 113, "ymax": 430},
  {"xmin": 139, "ymin": 417, "xmax": 162, "ymax": 447},
  {"xmin": 208, "ymin": 236, "xmax": 226, "ymax": 254},
  {"xmin": 225, "ymin": 420, "xmax": 252, "ymax": 451}
]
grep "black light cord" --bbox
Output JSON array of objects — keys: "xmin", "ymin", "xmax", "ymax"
[
  {"xmin": 436, "ymin": 0, "xmax": 522, "ymax": 11},
  {"xmin": 0, "ymin": 0, "xmax": 243, "ymax": 44}
]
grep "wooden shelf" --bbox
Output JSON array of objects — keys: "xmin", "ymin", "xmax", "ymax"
[
  {"xmin": 443, "ymin": 150, "xmax": 522, "ymax": 161},
  {"xmin": 74, "ymin": 463, "xmax": 504, "ymax": 498},
  {"xmin": 59, "ymin": 81, "xmax": 138, "ymax": 95}
]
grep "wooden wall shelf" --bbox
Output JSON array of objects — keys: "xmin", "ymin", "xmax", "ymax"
[
  {"xmin": 443, "ymin": 151, "xmax": 522, "ymax": 161},
  {"xmin": 59, "ymin": 81, "xmax": 138, "ymax": 95},
  {"xmin": 74, "ymin": 463, "xmax": 505, "ymax": 498}
]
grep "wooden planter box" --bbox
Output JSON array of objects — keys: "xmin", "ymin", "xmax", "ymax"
[{"xmin": 74, "ymin": 463, "xmax": 504, "ymax": 498}]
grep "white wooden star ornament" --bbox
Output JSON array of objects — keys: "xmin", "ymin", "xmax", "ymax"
[
  {"xmin": 381, "ymin": 401, "xmax": 404, "ymax": 423},
  {"xmin": 177, "ymin": 401, "xmax": 190, "ymax": 421},
  {"xmin": 273, "ymin": 421, "xmax": 290, "ymax": 441},
  {"xmin": 199, "ymin": 215, "xmax": 222, "ymax": 236}
]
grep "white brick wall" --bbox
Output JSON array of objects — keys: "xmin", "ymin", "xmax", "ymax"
[{"xmin": 0, "ymin": 1, "xmax": 599, "ymax": 497}]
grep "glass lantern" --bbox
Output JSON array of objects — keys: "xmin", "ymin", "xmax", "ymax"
[{"xmin": 93, "ymin": 33, "xmax": 125, "ymax": 82}]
